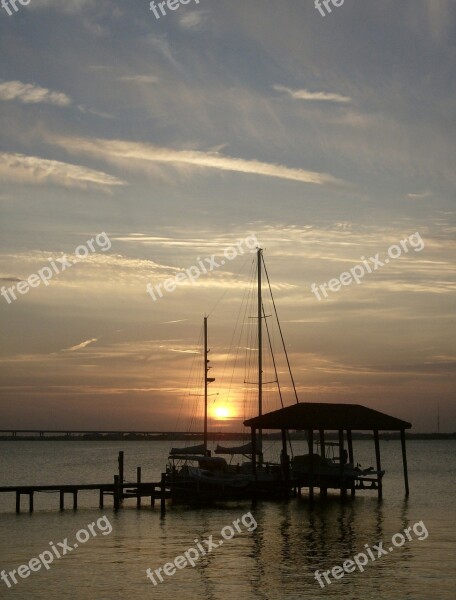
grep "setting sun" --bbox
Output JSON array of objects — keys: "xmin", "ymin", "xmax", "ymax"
[{"xmin": 213, "ymin": 405, "xmax": 231, "ymax": 420}]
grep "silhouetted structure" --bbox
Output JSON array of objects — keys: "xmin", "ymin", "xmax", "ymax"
[{"xmin": 245, "ymin": 402, "xmax": 412, "ymax": 499}]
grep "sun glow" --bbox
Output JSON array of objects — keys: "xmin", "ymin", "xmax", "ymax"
[{"xmin": 213, "ymin": 405, "xmax": 231, "ymax": 420}]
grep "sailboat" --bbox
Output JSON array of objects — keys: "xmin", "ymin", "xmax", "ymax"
[
  {"xmin": 165, "ymin": 316, "xmax": 254, "ymax": 501},
  {"xmin": 166, "ymin": 247, "xmax": 300, "ymax": 501},
  {"xmin": 213, "ymin": 247, "xmax": 298, "ymax": 491}
]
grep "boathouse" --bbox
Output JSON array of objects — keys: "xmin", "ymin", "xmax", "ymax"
[{"xmin": 244, "ymin": 403, "xmax": 412, "ymax": 499}]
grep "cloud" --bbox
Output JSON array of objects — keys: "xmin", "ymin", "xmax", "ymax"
[
  {"xmin": 407, "ymin": 191, "xmax": 433, "ymax": 199},
  {"xmin": 0, "ymin": 153, "xmax": 126, "ymax": 189},
  {"xmin": 50, "ymin": 135, "xmax": 343, "ymax": 185},
  {"xmin": 0, "ymin": 276, "xmax": 22, "ymax": 283},
  {"xmin": 63, "ymin": 338, "xmax": 99, "ymax": 352},
  {"xmin": 274, "ymin": 85, "xmax": 351, "ymax": 103},
  {"xmin": 160, "ymin": 319, "xmax": 188, "ymax": 324},
  {"xmin": 178, "ymin": 10, "xmax": 208, "ymax": 30},
  {"xmin": 117, "ymin": 75, "xmax": 159, "ymax": 84},
  {"xmin": 28, "ymin": 0, "xmax": 96, "ymax": 12},
  {"xmin": 0, "ymin": 80, "xmax": 71, "ymax": 106}
]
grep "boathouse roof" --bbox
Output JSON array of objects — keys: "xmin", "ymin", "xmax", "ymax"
[{"xmin": 244, "ymin": 403, "xmax": 411, "ymax": 431}]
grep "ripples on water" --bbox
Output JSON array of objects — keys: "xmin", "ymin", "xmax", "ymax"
[{"xmin": 0, "ymin": 441, "xmax": 455, "ymax": 599}]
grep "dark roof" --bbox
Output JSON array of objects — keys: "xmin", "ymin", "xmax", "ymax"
[{"xmin": 244, "ymin": 403, "xmax": 411, "ymax": 431}]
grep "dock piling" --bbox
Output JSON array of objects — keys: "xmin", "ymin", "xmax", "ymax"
[
  {"xmin": 136, "ymin": 467, "xmax": 142, "ymax": 509},
  {"xmin": 160, "ymin": 473, "xmax": 166, "ymax": 513},
  {"xmin": 114, "ymin": 475, "xmax": 120, "ymax": 511},
  {"xmin": 400, "ymin": 429, "xmax": 409, "ymax": 497},
  {"xmin": 374, "ymin": 430, "xmax": 383, "ymax": 500},
  {"xmin": 118, "ymin": 451, "xmax": 124, "ymax": 504}
]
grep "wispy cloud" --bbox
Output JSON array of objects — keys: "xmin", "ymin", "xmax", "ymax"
[
  {"xmin": 274, "ymin": 85, "xmax": 351, "ymax": 103},
  {"xmin": 178, "ymin": 10, "xmax": 208, "ymax": 30},
  {"xmin": 0, "ymin": 153, "xmax": 125, "ymax": 189},
  {"xmin": 407, "ymin": 191, "xmax": 433, "ymax": 199},
  {"xmin": 29, "ymin": 0, "xmax": 96, "ymax": 12},
  {"xmin": 50, "ymin": 135, "xmax": 343, "ymax": 185},
  {"xmin": 160, "ymin": 319, "xmax": 188, "ymax": 324},
  {"xmin": 117, "ymin": 75, "xmax": 159, "ymax": 84},
  {"xmin": 0, "ymin": 80, "xmax": 71, "ymax": 106},
  {"xmin": 63, "ymin": 338, "xmax": 99, "ymax": 352}
]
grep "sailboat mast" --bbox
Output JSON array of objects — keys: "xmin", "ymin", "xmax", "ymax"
[
  {"xmin": 204, "ymin": 316, "xmax": 208, "ymax": 454},
  {"xmin": 257, "ymin": 248, "xmax": 263, "ymax": 465}
]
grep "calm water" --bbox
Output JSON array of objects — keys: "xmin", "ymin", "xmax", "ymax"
[{"xmin": 0, "ymin": 441, "xmax": 455, "ymax": 599}]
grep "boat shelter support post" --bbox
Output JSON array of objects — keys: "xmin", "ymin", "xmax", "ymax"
[
  {"xmin": 251, "ymin": 428, "xmax": 257, "ymax": 476},
  {"xmin": 374, "ymin": 430, "xmax": 383, "ymax": 500},
  {"xmin": 319, "ymin": 429, "xmax": 327, "ymax": 498},
  {"xmin": 338, "ymin": 429, "xmax": 346, "ymax": 499},
  {"xmin": 308, "ymin": 429, "xmax": 314, "ymax": 503},
  {"xmin": 281, "ymin": 429, "xmax": 290, "ymax": 489},
  {"xmin": 400, "ymin": 429, "xmax": 409, "ymax": 497},
  {"xmin": 60, "ymin": 490, "xmax": 65, "ymax": 511},
  {"xmin": 347, "ymin": 429, "xmax": 355, "ymax": 498}
]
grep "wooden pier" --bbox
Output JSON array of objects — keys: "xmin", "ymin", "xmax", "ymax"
[{"xmin": 0, "ymin": 452, "xmax": 170, "ymax": 514}]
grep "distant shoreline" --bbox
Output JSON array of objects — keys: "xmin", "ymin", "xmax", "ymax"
[{"xmin": 0, "ymin": 432, "xmax": 454, "ymax": 441}]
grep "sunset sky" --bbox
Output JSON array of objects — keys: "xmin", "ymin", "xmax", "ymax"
[{"xmin": 0, "ymin": 0, "xmax": 455, "ymax": 433}]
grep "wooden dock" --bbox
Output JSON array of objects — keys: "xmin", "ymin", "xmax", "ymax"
[{"xmin": 0, "ymin": 453, "xmax": 170, "ymax": 513}]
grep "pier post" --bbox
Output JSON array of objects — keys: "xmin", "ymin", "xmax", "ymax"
[
  {"xmin": 99, "ymin": 489, "xmax": 104, "ymax": 509},
  {"xmin": 160, "ymin": 473, "xmax": 166, "ymax": 514},
  {"xmin": 339, "ymin": 429, "xmax": 346, "ymax": 499},
  {"xmin": 347, "ymin": 429, "xmax": 355, "ymax": 498},
  {"xmin": 73, "ymin": 490, "xmax": 78, "ymax": 510},
  {"xmin": 136, "ymin": 467, "xmax": 142, "ymax": 509},
  {"xmin": 16, "ymin": 492, "xmax": 20, "ymax": 514},
  {"xmin": 29, "ymin": 492, "xmax": 34, "ymax": 513},
  {"xmin": 118, "ymin": 451, "xmax": 124, "ymax": 503},
  {"xmin": 374, "ymin": 430, "xmax": 382, "ymax": 500},
  {"xmin": 60, "ymin": 491, "xmax": 65, "ymax": 511},
  {"xmin": 400, "ymin": 429, "xmax": 409, "ymax": 497},
  {"xmin": 114, "ymin": 475, "xmax": 120, "ymax": 511}
]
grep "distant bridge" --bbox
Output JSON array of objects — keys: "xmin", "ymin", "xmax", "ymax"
[{"xmin": 0, "ymin": 430, "xmax": 205, "ymax": 439}]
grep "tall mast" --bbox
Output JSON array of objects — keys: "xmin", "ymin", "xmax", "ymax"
[
  {"xmin": 204, "ymin": 316, "xmax": 208, "ymax": 454},
  {"xmin": 257, "ymin": 248, "xmax": 263, "ymax": 465}
]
